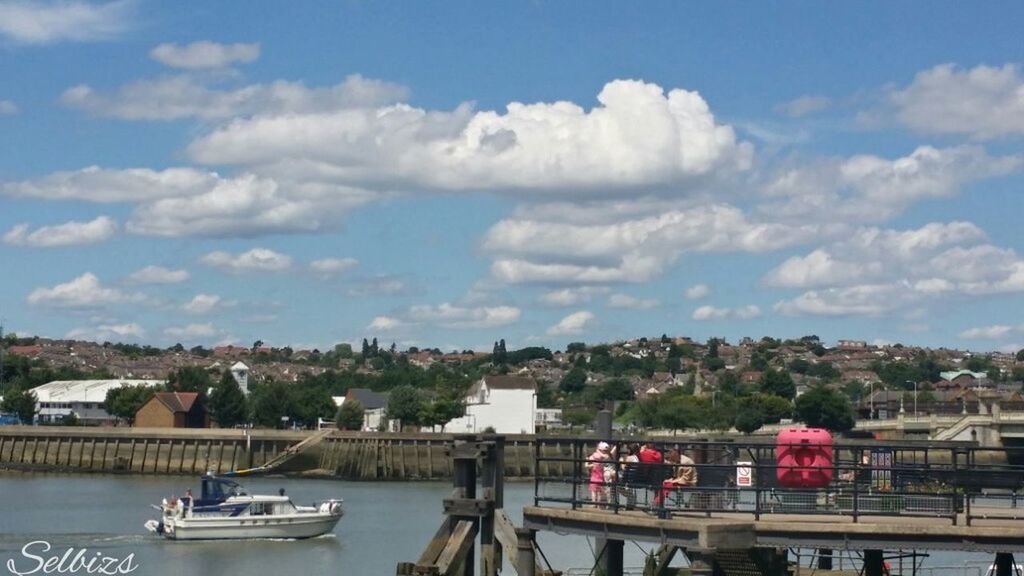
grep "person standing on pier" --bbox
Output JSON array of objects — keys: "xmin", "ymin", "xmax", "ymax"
[{"xmin": 586, "ymin": 441, "xmax": 613, "ymax": 507}]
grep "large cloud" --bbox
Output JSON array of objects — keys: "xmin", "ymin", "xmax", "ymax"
[
  {"xmin": 407, "ymin": 303, "xmax": 521, "ymax": 329},
  {"xmin": 0, "ymin": 0, "xmax": 134, "ymax": 45},
  {"xmin": 761, "ymin": 146, "xmax": 1022, "ymax": 223},
  {"xmin": 547, "ymin": 311, "xmax": 595, "ymax": 336},
  {"xmin": 3, "ymin": 216, "xmax": 116, "ymax": 246},
  {"xmin": 150, "ymin": 41, "xmax": 260, "ymax": 70},
  {"xmin": 1, "ymin": 166, "xmax": 219, "ymax": 203},
  {"xmin": 187, "ymin": 79, "xmax": 753, "ymax": 193},
  {"xmin": 484, "ymin": 203, "xmax": 823, "ymax": 285},
  {"xmin": 62, "ymin": 74, "xmax": 409, "ymax": 120},
  {"xmin": 764, "ymin": 222, "xmax": 986, "ymax": 288},
  {"xmin": 768, "ymin": 221, "xmax": 1024, "ymax": 316},
  {"xmin": 200, "ymin": 248, "xmax": 292, "ymax": 273},
  {"xmin": 886, "ymin": 63, "xmax": 1024, "ymax": 139},
  {"xmin": 27, "ymin": 273, "xmax": 144, "ymax": 308}
]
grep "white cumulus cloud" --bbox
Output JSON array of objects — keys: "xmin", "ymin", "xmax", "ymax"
[
  {"xmin": 685, "ymin": 284, "xmax": 711, "ymax": 300},
  {"xmin": 484, "ymin": 203, "xmax": 821, "ymax": 285},
  {"xmin": 886, "ymin": 63, "xmax": 1024, "ymax": 139},
  {"xmin": 182, "ymin": 294, "xmax": 235, "ymax": 315},
  {"xmin": 367, "ymin": 316, "xmax": 405, "ymax": 332},
  {"xmin": 200, "ymin": 248, "xmax": 292, "ymax": 273},
  {"xmin": 761, "ymin": 146, "xmax": 1023, "ymax": 224},
  {"xmin": 538, "ymin": 287, "xmax": 608, "ymax": 307},
  {"xmin": 3, "ymin": 216, "xmax": 116, "ymax": 246},
  {"xmin": 547, "ymin": 311, "xmax": 595, "ymax": 336},
  {"xmin": 310, "ymin": 257, "xmax": 358, "ymax": 277},
  {"xmin": 607, "ymin": 294, "xmax": 659, "ymax": 310},
  {"xmin": 187, "ymin": 79, "xmax": 752, "ymax": 193},
  {"xmin": 776, "ymin": 95, "xmax": 831, "ymax": 118},
  {"xmin": 126, "ymin": 265, "xmax": 189, "ymax": 284},
  {"xmin": 0, "ymin": 100, "xmax": 17, "ymax": 114},
  {"xmin": 164, "ymin": 323, "xmax": 216, "ymax": 339},
  {"xmin": 67, "ymin": 322, "xmax": 145, "ymax": 341},
  {"xmin": 407, "ymin": 303, "xmax": 521, "ymax": 329},
  {"xmin": 27, "ymin": 273, "xmax": 144, "ymax": 309},
  {"xmin": 0, "ymin": 0, "xmax": 134, "ymax": 45},
  {"xmin": 62, "ymin": 74, "xmax": 409, "ymax": 120},
  {"xmin": 958, "ymin": 325, "xmax": 1015, "ymax": 340},
  {"xmin": 692, "ymin": 305, "xmax": 761, "ymax": 321},
  {"xmin": 150, "ymin": 41, "xmax": 260, "ymax": 70}
]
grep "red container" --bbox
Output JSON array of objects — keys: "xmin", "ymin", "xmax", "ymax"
[{"xmin": 776, "ymin": 428, "xmax": 833, "ymax": 488}]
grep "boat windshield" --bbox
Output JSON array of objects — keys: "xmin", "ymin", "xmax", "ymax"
[{"xmin": 200, "ymin": 476, "xmax": 247, "ymax": 501}]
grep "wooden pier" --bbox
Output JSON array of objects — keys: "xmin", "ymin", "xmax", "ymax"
[{"xmin": 401, "ymin": 430, "xmax": 1024, "ymax": 576}]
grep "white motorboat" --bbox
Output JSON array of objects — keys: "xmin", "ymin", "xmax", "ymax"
[{"xmin": 144, "ymin": 474, "xmax": 343, "ymax": 540}]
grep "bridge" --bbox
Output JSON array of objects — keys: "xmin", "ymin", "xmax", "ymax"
[{"xmin": 851, "ymin": 410, "xmax": 1024, "ymax": 446}]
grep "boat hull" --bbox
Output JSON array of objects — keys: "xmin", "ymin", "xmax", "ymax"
[{"xmin": 162, "ymin": 513, "xmax": 342, "ymax": 540}]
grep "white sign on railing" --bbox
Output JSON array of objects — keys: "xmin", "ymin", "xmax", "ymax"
[{"xmin": 736, "ymin": 461, "xmax": 753, "ymax": 487}]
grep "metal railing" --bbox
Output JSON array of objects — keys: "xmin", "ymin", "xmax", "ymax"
[{"xmin": 533, "ymin": 437, "xmax": 1024, "ymax": 525}]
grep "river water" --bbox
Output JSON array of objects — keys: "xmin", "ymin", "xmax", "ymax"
[{"xmin": 0, "ymin": 473, "xmax": 993, "ymax": 576}]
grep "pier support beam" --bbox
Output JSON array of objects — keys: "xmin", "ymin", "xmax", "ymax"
[
  {"xmin": 864, "ymin": 549, "xmax": 885, "ymax": 576},
  {"xmin": 515, "ymin": 528, "xmax": 537, "ymax": 576},
  {"xmin": 593, "ymin": 409, "xmax": 615, "ymax": 576},
  {"xmin": 995, "ymin": 553, "xmax": 1016, "ymax": 576},
  {"xmin": 817, "ymin": 548, "xmax": 833, "ymax": 570}
]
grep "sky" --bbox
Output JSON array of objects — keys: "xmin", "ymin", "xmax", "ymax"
[{"xmin": 1, "ymin": 1, "xmax": 1023, "ymax": 354}]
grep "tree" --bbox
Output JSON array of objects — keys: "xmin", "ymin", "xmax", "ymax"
[
  {"xmin": 599, "ymin": 378, "xmax": 635, "ymax": 402},
  {"xmin": 288, "ymin": 385, "xmax": 336, "ymax": 428},
  {"xmin": 1, "ymin": 386, "xmax": 37, "ymax": 424},
  {"xmin": 566, "ymin": 342, "xmax": 586, "ymax": 353},
  {"xmin": 563, "ymin": 408, "xmax": 596, "ymax": 429},
  {"xmin": 1017, "ymin": 349, "xmax": 1024, "ymax": 362},
  {"xmin": 794, "ymin": 386, "xmax": 855, "ymax": 433},
  {"xmin": 334, "ymin": 343, "xmax": 354, "ymax": 359},
  {"xmin": 559, "ymin": 367, "xmax": 588, "ymax": 393},
  {"xmin": 739, "ymin": 394, "xmax": 792, "ymax": 424},
  {"xmin": 208, "ymin": 371, "xmax": 247, "ymax": 428},
  {"xmin": 104, "ymin": 384, "xmax": 156, "ymax": 425},
  {"xmin": 336, "ymin": 400, "xmax": 365, "ymax": 430},
  {"xmin": 419, "ymin": 398, "xmax": 463, "ymax": 431},
  {"xmin": 167, "ymin": 366, "xmax": 213, "ymax": 397},
  {"xmin": 250, "ymin": 381, "xmax": 290, "ymax": 428},
  {"xmin": 252, "ymin": 340, "xmax": 264, "ymax": 351},
  {"xmin": 734, "ymin": 410, "xmax": 764, "ymax": 434},
  {"xmin": 759, "ymin": 368, "xmax": 796, "ymax": 400},
  {"xmin": 387, "ymin": 385, "xmax": 423, "ymax": 429}
]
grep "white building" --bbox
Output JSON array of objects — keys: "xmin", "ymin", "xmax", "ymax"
[
  {"xmin": 447, "ymin": 375, "xmax": 537, "ymax": 434},
  {"xmin": 33, "ymin": 379, "xmax": 165, "ymax": 424},
  {"xmin": 230, "ymin": 362, "xmax": 250, "ymax": 395}
]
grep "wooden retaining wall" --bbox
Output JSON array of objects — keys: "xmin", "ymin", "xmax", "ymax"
[
  {"xmin": 0, "ymin": 427, "xmax": 300, "ymax": 476},
  {"xmin": 0, "ymin": 427, "xmax": 581, "ymax": 479}
]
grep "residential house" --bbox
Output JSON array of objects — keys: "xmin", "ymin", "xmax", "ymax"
[
  {"xmin": 446, "ymin": 375, "xmax": 537, "ymax": 434},
  {"xmin": 134, "ymin": 392, "xmax": 208, "ymax": 428},
  {"xmin": 339, "ymin": 388, "xmax": 393, "ymax": 431}
]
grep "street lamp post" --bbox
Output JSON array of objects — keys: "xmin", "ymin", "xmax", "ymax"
[{"xmin": 906, "ymin": 380, "xmax": 918, "ymax": 418}]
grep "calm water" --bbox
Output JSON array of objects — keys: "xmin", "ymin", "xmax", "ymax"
[
  {"xmin": 0, "ymin": 473, "xmax": 991, "ymax": 576},
  {"xmin": 0, "ymin": 473, "xmax": 650, "ymax": 576}
]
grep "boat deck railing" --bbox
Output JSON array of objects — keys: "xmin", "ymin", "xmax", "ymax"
[{"xmin": 532, "ymin": 437, "xmax": 1024, "ymax": 525}]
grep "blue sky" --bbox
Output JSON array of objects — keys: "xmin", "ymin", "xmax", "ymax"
[{"xmin": 1, "ymin": 1, "xmax": 1023, "ymax": 353}]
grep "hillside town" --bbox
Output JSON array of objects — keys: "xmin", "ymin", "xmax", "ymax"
[{"xmin": 2, "ymin": 333, "xmax": 1023, "ymax": 435}]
